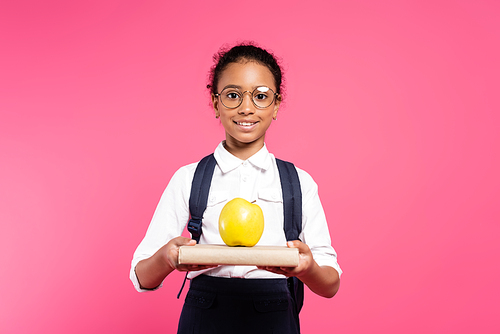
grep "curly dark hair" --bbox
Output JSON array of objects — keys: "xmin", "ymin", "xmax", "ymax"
[{"xmin": 207, "ymin": 42, "xmax": 285, "ymax": 99}]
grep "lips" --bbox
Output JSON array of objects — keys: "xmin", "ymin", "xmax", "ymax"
[
  {"xmin": 236, "ymin": 121, "xmax": 257, "ymax": 126},
  {"xmin": 234, "ymin": 120, "xmax": 258, "ymax": 126}
]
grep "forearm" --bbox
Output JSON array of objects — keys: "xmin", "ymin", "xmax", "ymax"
[
  {"xmin": 134, "ymin": 237, "xmax": 216, "ymax": 290},
  {"xmin": 298, "ymin": 264, "xmax": 340, "ymax": 298},
  {"xmin": 135, "ymin": 246, "xmax": 174, "ymax": 290}
]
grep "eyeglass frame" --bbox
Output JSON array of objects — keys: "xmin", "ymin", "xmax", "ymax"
[{"xmin": 214, "ymin": 86, "xmax": 280, "ymax": 109}]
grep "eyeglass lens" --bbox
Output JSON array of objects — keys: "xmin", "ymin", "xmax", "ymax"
[{"xmin": 219, "ymin": 86, "xmax": 275, "ymax": 109}]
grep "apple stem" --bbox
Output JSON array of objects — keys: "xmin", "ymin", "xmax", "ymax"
[{"xmin": 251, "ymin": 200, "xmax": 257, "ymax": 203}]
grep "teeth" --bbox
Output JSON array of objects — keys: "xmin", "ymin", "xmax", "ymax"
[{"xmin": 238, "ymin": 122, "xmax": 255, "ymax": 126}]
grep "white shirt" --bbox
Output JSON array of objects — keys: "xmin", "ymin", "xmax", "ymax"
[{"xmin": 130, "ymin": 142, "xmax": 342, "ymax": 292}]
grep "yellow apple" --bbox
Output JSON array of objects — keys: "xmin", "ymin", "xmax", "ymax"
[{"xmin": 219, "ymin": 198, "xmax": 264, "ymax": 247}]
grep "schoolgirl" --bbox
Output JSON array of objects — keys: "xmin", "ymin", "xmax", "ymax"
[{"xmin": 130, "ymin": 43, "xmax": 342, "ymax": 334}]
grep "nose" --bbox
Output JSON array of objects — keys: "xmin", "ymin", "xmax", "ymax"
[{"xmin": 238, "ymin": 91, "xmax": 255, "ymax": 115}]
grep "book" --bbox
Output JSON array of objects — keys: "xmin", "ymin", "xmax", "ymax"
[{"xmin": 178, "ymin": 244, "xmax": 299, "ymax": 267}]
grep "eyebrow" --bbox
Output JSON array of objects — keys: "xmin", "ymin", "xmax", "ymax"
[
  {"xmin": 221, "ymin": 84, "xmax": 271, "ymax": 90},
  {"xmin": 222, "ymin": 84, "xmax": 242, "ymax": 90}
]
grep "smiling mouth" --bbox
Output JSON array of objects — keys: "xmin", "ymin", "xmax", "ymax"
[{"xmin": 235, "ymin": 121, "xmax": 258, "ymax": 126}]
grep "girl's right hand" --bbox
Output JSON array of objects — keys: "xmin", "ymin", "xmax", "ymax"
[{"xmin": 164, "ymin": 236, "xmax": 217, "ymax": 272}]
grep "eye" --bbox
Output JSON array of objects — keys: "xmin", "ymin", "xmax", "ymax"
[
  {"xmin": 254, "ymin": 86, "xmax": 272, "ymax": 100},
  {"xmin": 254, "ymin": 93, "xmax": 269, "ymax": 100},
  {"xmin": 225, "ymin": 91, "xmax": 241, "ymax": 100}
]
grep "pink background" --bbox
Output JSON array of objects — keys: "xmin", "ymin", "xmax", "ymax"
[{"xmin": 1, "ymin": 0, "xmax": 499, "ymax": 333}]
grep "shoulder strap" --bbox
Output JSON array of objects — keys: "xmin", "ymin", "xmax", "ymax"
[
  {"xmin": 276, "ymin": 159, "xmax": 304, "ymax": 313},
  {"xmin": 187, "ymin": 154, "xmax": 217, "ymax": 243},
  {"xmin": 275, "ymin": 159, "xmax": 302, "ymax": 241},
  {"xmin": 178, "ymin": 154, "xmax": 217, "ymax": 299}
]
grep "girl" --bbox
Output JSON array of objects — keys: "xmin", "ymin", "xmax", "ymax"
[{"xmin": 130, "ymin": 43, "xmax": 342, "ymax": 334}]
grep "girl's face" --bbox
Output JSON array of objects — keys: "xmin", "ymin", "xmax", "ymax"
[{"xmin": 212, "ymin": 61, "xmax": 280, "ymax": 152}]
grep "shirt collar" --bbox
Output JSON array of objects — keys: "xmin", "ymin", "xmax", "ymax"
[{"xmin": 214, "ymin": 141, "xmax": 273, "ymax": 173}]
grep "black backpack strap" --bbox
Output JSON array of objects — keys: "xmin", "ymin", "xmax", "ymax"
[
  {"xmin": 187, "ymin": 154, "xmax": 217, "ymax": 243},
  {"xmin": 276, "ymin": 159, "xmax": 302, "ymax": 241},
  {"xmin": 178, "ymin": 154, "xmax": 217, "ymax": 299},
  {"xmin": 276, "ymin": 159, "xmax": 304, "ymax": 313}
]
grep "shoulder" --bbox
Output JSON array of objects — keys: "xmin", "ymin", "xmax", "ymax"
[
  {"xmin": 165, "ymin": 161, "xmax": 200, "ymax": 193},
  {"xmin": 284, "ymin": 164, "xmax": 324, "ymax": 209},
  {"xmin": 294, "ymin": 165, "xmax": 315, "ymax": 184},
  {"xmin": 169, "ymin": 152, "xmax": 219, "ymax": 185},
  {"xmin": 273, "ymin": 158, "xmax": 318, "ymax": 194},
  {"xmin": 175, "ymin": 161, "xmax": 199, "ymax": 175},
  {"xmin": 172, "ymin": 161, "xmax": 198, "ymax": 180},
  {"xmin": 274, "ymin": 158, "xmax": 316, "ymax": 185},
  {"xmin": 295, "ymin": 166, "xmax": 319, "ymax": 198}
]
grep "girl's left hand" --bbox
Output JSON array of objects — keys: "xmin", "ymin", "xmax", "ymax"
[
  {"xmin": 258, "ymin": 240, "xmax": 340, "ymax": 298},
  {"xmin": 257, "ymin": 240, "xmax": 313, "ymax": 278}
]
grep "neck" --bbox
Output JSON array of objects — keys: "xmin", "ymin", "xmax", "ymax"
[{"xmin": 223, "ymin": 138, "xmax": 265, "ymax": 160}]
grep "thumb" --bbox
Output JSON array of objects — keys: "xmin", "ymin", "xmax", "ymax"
[{"xmin": 185, "ymin": 239, "xmax": 197, "ymax": 246}]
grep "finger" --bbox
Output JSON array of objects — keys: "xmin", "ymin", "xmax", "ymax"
[
  {"xmin": 185, "ymin": 239, "xmax": 197, "ymax": 246},
  {"xmin": 288, "ymin": 240, "xmax": 312, "ymax": 256},
  {"xmin": 287, "ymin": 240, "xmax": 306, "ymax": 250},
  {"xmin": 184, "ymin": 264, "xmax": 217, "ymax": 271},
  {"xmin": 260, "ymin": 266, "xmax": 289, "ymax": 276},
  {"xmin": 258, "ymin": 266, "xmax": 275, "ymax": 273}
]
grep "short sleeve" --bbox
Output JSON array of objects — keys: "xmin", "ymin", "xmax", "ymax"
[
  {"xmin": 297, "ymin": 168, "xmax": 342, "ymax": 277},
  {"xmin": 129, "ymin": 163, "xmax": 197, "ymax": 292}
]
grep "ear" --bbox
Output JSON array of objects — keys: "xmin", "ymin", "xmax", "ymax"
[
  {"xmin": 211, "ymin": 94, "xmax": 220, "ymax": 118},
  {"xmin": 273, "ymin": 94, "xmax": 282, "ymax": 120}
]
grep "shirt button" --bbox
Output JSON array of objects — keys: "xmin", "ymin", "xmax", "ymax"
[
  {"xmin": 242, "ymin": 176, "xmax": 248, "ymax": 182},
  {"xmin": 242, "ymin": 161, "xmax": 248, "ymax": 166}
]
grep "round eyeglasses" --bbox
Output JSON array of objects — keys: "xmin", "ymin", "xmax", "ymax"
[{"xmin": 215, "ymin": 86, "xmax": 278, "ymax": 109}]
